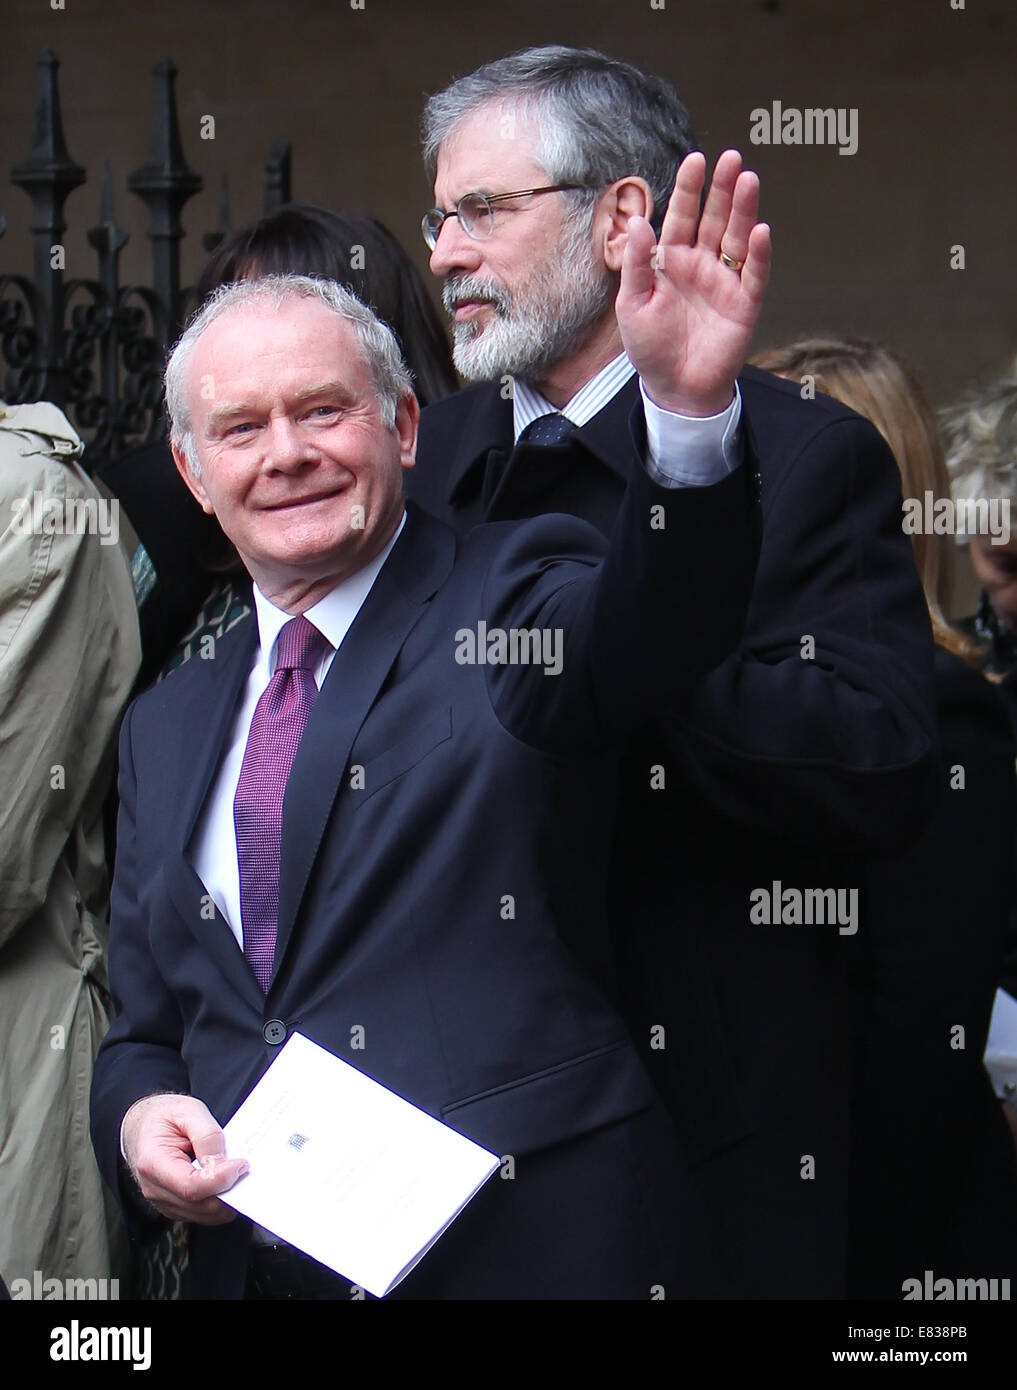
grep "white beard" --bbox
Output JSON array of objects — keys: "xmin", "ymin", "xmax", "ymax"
[{"xmin": 443, "ymin": 218, "xmax": 616, "ymax": 383}]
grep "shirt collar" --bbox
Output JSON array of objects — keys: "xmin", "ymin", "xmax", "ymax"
[
  {"xmin": 252, "ymin": 511, "xmax": 407, "ymax": 672},
  {"xmin": 512, "ymin": 352, "xmax": 636, "ymax": 442}
]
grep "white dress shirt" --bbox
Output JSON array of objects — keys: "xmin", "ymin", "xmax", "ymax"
[{"xmin": 191, "ymin": 513, "xmax": 405, "ymax": 946}]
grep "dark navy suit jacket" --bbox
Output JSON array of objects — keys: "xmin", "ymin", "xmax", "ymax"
[
  {"xmin": 408, "ymin": 366, "xmax": 939, "ymax": 1297},
  {"xmin": 91, "ymin": 459, "xmax": 758, "ymax": 1299}
]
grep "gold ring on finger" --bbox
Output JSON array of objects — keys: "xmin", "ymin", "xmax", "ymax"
[{"xmin": 720, "ymin": 249, "xmax": 744, "ymax": 271}]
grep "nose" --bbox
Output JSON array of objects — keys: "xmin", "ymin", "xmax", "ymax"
[
  {"xmin": 265, "ymin": 414, "xmax": 317, "ymax": 472},
  {"xmin": 428, "ymin": 214, "xmax": 482, "ymax": 279}
]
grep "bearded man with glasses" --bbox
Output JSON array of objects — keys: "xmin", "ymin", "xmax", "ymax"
[{"xmin": 407, "ymin": 45, "xmax": 938, "ymax": 1299}]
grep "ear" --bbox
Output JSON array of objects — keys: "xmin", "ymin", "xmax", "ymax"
[
  {"xmin": 396, "ymin": 391, "xmax": 421, "ymax": 471},
  {"xmin": 171, "ymin": 439, "xmax": 215, "ymax": 514},
  {"xmin": 596, "ymin": 176, "xmax": 655, "ymax": 273}
]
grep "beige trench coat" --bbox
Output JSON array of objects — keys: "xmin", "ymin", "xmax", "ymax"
[{"xmin": 0, "ymin": 402, "xmax": 140, "ymax": 1290}]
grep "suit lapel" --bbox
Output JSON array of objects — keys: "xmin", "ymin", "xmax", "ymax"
[
  {"xmin": 166, "ymin": 858, "xmax": 265, "ymax": 1010},
  {"xmin": 164, "ymin": 615, "xmax": 266, "ymax": 1006},
  {"xmin": 272, "ymin": 507, "xmax": 456, "ymax": 984},
  {"xmin": 174, "ymin": 616, "xmax": 258, "ymax": 849}
]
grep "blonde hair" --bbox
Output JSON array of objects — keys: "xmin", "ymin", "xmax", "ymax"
[
  {"xmin": 941, "ymin": 360, "xmax": 1017, "ymax": 522},
  {"xmin": 751, "ymin": 336, "xmax": 982, "ymax": 666}
]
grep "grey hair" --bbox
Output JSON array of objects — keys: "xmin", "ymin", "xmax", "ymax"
[
  {"xmin": 942, "ymin": 361, "xmax": 1017, "ymax": 527},
  {"xmin": 422, "ymin": 45, "xmax": 696, "ymax": 236},
  {"xmin": 164, "ymin": 273, "xmax": 414, "ymax": 477}
]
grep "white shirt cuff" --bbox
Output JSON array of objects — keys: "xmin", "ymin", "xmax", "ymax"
[
  {"xmin": 119, "ymin": 1113, "xmax": 130, "ymax": 1162},
  {"xmin": 985, "ymin": 987, "xmax": 1017, "ymax": 1100},
  {"xmin": 640, "ymin": 380, "xmax": 743, "ymax": 487}
]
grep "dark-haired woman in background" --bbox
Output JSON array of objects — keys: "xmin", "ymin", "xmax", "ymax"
[
  {"xmin": 194, "ymin": 206, "xmax": 457, "ymax": 410},
  {"xmin": 753, "ymin": 337, "xmax": 1017, "ymax": 1298},
  {"xmin": 92, "ymin": 204, "xmax": 457, "ymax": 687}
]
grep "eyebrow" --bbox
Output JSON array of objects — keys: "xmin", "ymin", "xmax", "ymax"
[
  {"xmin": 204, "ymin": 381, "xmax": 358, "ymax": 432},
  {"xmin": 439, "ymin": 185, "xmax": 494, "ymax": 207}
]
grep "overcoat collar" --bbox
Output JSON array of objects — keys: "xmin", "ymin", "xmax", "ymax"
[{"xmin": 444, "ymin": 378, "xmax": 640, "ymax": 513}]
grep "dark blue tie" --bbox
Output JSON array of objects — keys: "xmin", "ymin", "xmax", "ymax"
[{"xmin": 518, "ymin": 412, "xmax": 573, "ymax": 446}]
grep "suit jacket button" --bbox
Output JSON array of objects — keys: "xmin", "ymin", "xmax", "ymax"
[{"xmin": 263, "ymin": 1019, "xmax": 287, "ymax": 1045}]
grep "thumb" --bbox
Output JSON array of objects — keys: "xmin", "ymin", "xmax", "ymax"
[
  {"xmin": 186, "ymin": 1102, "xmax": 228, "ymax": 1163},
  {"xmin": 618, "ymin": 214, "xmax": 658, "ymax": 310},
  {"xmin": 185, "ymin": 1103, "xmax": 249, "ymax": 1189}
]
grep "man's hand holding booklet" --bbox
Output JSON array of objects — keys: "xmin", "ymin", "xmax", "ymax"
[{"xmin": 215, "ymin": 1033, "xmax": 500, "ymax": 1298}]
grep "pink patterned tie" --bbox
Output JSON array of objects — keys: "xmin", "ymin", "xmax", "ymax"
[{"xmin": 234, "ymin": 615, "xmax": 331, "ymax": 992}]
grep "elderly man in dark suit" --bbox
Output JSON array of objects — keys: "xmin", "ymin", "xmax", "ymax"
[
  {"xmin": 89, "ymin": 133, "xmax": 768, "ymax": 1300},
  {"xmin": 406, "ymin": 45, "xmax": 939, "ymax": 1298}
]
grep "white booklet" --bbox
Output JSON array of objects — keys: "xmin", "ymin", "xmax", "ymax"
[{"xmin": 217, "ymin": 1032, "xmax": 500, "ymax": 1297}]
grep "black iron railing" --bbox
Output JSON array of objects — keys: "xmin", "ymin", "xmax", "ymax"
[{"xmin": 1, "ymin": 47, "xmax": 292, "ymax": 460}]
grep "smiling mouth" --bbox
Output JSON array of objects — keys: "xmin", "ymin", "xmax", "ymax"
[{"xmin": 264, "ymin": 490, "xmax": 344, "ymax": 511}]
